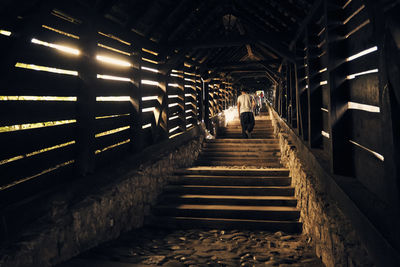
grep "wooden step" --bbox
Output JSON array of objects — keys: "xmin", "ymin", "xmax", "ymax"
[
  {"xmin": 147, "ymin": 216, "xmax": 302, "ymax": 233},
  {"xmin": 164, "ymin": 185, "xmax": 295, "ymax": 196},
  {"xmin": 153, "ymin": 205, "xmax": 300, "ymax": 220},
  {"xmin": 158, "ymin": 194, "xmax": 297, "ymax": 206},
  {"xmin": 170, "ymin": 175, "xmax": 291, "ymax": 186}
]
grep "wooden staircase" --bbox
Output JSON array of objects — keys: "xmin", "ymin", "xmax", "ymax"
[{"xmin": 148, "ymin": 114, "xmax": 302, "ymax": 233}]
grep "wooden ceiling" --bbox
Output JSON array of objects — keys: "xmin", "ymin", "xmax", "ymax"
[{"xmin": 0, "ymin": 0, "xmax": 315, "ymax": 90}]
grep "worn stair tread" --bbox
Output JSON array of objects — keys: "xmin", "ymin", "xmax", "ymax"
[
  {"xmin": 160, "ymin": 194, "xmax": 296, "ymax": 200},
  {"xmin": 174, "ymin": 175, "xmax": 289, "ymax": 179},
  {"xmin": 175, "ymin": 168, "xmax": 289, "ymax": 176},
  {"xmin": 148, "ymin": 216, "xmax": 302, "ymax": 232},
  {"xmin": 167, "ymin": 185, "xmax": 293, "ymax": 189},
  {"xmin": 206, "ymin": 139, "xmax": 278, "ymax": 143},
  {"xmin": 156, "ymin": 204, "xmax": 299, "ymax": 211}
]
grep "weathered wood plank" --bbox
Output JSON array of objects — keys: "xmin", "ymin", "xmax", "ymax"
[
  {"xmin": 0, "ymin": 101, "xmax": 76, "ymax": 126},
  {"xmin": 0, "ymin": 124, "xmax": 76, "ymax": 162}
]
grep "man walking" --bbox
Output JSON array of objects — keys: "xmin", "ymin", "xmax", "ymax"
[{"xmin": 237, "ymin": 89, "xmax": 255, "ymax": 138}]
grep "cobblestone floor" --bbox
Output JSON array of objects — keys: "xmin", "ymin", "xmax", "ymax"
[{"xmin": 59, "ymin": 228, "xmax": 324, "ymax": 267}]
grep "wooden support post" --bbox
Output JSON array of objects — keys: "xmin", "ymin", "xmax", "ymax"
[
  {"xmin": 131, "ymin": 48, "xmax": 144, "ymax": 152},
  {"xmin": 154, "ymin": 71, "xmax": 169, "ymax": 143},
  {"xmin": 325, "ymin": 0, "xmax": 353, "ymax": 175},
  {"xmin": 305, "ymin": 27, "xmax": 323, "ymax": 148},
  {"xmin": 204, "ymin": 81, "xmax": 210, "ymax": 130},
  {"xmin": 76, "ymin": 12, "xmax": 97, "ymax": 176}
]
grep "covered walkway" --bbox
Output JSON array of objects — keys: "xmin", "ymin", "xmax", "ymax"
[{"xmin": 0, "ymin": 0, "xmax": 400, "ymax": 266}]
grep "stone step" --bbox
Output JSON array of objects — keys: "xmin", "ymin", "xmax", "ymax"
[
  {"xmin": 158, "ymin": 194, "xmax": 297, "ymax": 206},
  {"xmin": 195, "ymin": 160, "xmax": 282, "ymax": 167},
  {"xmin": 219, "ymin": 134, "xmax": 275, "ymax": 139},
  {"xmin": 205, "ymin": 139, "xmax": 279, "ymax": 144},
  {"xmin": 170, "ymin": 175, "xmax": 291, "ymax": 186},
  {"xmin": 201, "ymin": 147, "xmax": 280, "ymax": 153},
  {"xmin": 199, "ymin": 151, "xmax": 281, "ymax": 158},
  {"xmin": 164, "ymin": 185, "xmax": 295, "ymax": 196},
  {"xmin": 153, "ymin": 205, "xmax": 300, "ymax": 221},
  {"xmin": 222, "ymin": 127, "xmax": 274, "ymax": 131},
  {"xmin": 147, "ymin": 216, "xmax": 302, "ymax": 233},
  {"xmin": 174, "ymin": 168, "xmax": 290, "ymax": 176}
]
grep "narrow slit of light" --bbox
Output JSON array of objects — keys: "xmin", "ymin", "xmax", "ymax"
[
  {"xmin": 96, "ymin": 113, "xmax": 130, "ymax": 119},
  {"xmin": 343, "ymin": 5, "xmax": 364, "ymax": 25},
  {"xmin": 0, "ymin": 160, "xmax": 75, "ymax": 191},
  {"xmin": 97, "ymin": 74, "xmax": 132, "ymax": 82},
  {"xmin": 96, "ymin": 96, "xmax": 130, "ymax": 101},
  {"xmin": 171, "ymin": 69, "xmax": 182, "ymax": 73},
  {"xmin": 168, "ymin": 103, "xmax": 179, "ymax": 107},
  {"xmin": 342, "ymin": 0, "xmax": 352, "ymax": 9},
  {"xmin": 168, "ymin": 95, "xmax": 179, "ymax": 98},
  {"xmin": 141, "ymin": 66, "xmax": 159, "ymax": 73},
  {"xmin": 347, "ymin": 102, "xmax": 380, "ymax": 113},
  {"xmin": 170, "ymin": 73, "xmax": 184, "ymax": 78},
  {"xmin": 0, "ymin": 119, "xmax": 76, "ymax": 133},
  {"xmin": 169, "ymin": 126, "xmax": 180, "ymax": 133},
  {"xmin": 142, "ymin": 57, "xmax": 158, "ymax": 64},
  {"xmin": 184, "ymin": 72, "xmax": 196, "ymax": 76},
  {"xmin": 95, "ymin": 139, "xmax": 130, "ymax": 154},
  {"xmin": 98, "ymin": 32, "xmax": 131, "ymax": 46},
  {"xmin": 319, "ymin": 68, "xmax": 327, "ymax": 73},
  {"xmin": 186, "ymin": 123, "xmax": 193, "ymax": 128},
  {"xmin": 186, "ymin": 116, "xmax": 193, "ymax": 120},
  {"xmin": 169, "ymin": 115, "xmax": 179, "ymax": 120},
  {"xmin": 42, "ymin": 25, "xmax": 79, "ymax": 39},
  {"xmin": 142, "ymin": 107, "xmax": 155, "ymax": 112},
  {"xmin": 349, "ymin": 140, "xmax": 384, "ymax": 161},
  {"xmin": 184, "ymin": 85, "xmax": 195, "ymax": 88},
  {"xmin": 321, "ymin": 107, "xmax": 329, "ymax": 112},
  {"xmin": 142, "ymin": 48, "xmax": 158, "ymax": 56},
  {"xmin": 321, "ymin": 131, "xmax": 330, "ymax": 138},
  {"xmin": 31, "ymin": 38, "xmax": 80, "ymax": 55},
  {"xmin": 346, "ymin": 20, "xmax": 370, "ymax": 39},
  {"xmin": 346, "ymin": 69, "xmax": 378, "ymax": 80},
  {"xmin": 95, "ymin": 126, "xmax": 130, "ymax": 138},
  {"xmin": 0, "ymin": 141, "xmax": 75, "ymax": 165},
  {"xmin": 168, "ymin": 83, "xmax": 181, "ymax": 88},
  {"xmin": 142, "ymin": 80, "xmax": 159, "ymax": 86},
  {"xmin": 142, "ymin": 123, "xmax": 151, "ymax": 129},
  {"xmin": 0, "ymin": 96, "xmax": 76, "ymax": 101},
  {"xmin": 142, "ymin": 96, "xmax": 158, "ymax": 101},
  {"xmin": 96, "ymin": 55, "xmax": 131, "ymax": 67},
  {"xmin": 98, "ymin": 43, "xmax": 131, "ymax": 56},
  {"xmin": 185, "ymin": 94, "xmax": 194, "ymax": 97},
  {"xmin": 320, "ymin": 81, "xmax": 328, "ymax": 86},
  {"xmin": 346, "ymin": 46, "xmax": 378, "ymax": 62},
  {"xmin": 0, "ymin": 30, "xmax": 12, "ymax": 36},
  {"xmin": 15, "ymin": 63, "xmax": 78, "ymax": 76},
  {"xmin": 317, "ymin": 28, "xmax": 326, "ymax": 37},
  {"xmin": 185, "ymin": 110, "xmax": 192, "ymax": 113}
]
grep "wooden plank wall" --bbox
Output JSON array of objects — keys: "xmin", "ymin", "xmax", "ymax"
[
  {"xmin": 273, "ymin": 0, "xmax": 399, "ymax": 207},
  {"xmin": 0, "ymin": 3, "xmax": 235, "ymax": 204}
]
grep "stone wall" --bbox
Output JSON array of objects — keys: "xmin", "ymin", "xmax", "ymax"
[
  {"xmin": 0, "ymin": 126, "xmax": 205, "ymax": 267},
  {"xmin": 268, "ymin": 108, "xmax": 374, "ymax": 267}
]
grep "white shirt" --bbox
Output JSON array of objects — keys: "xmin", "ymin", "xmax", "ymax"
[{"xmin": 238, "ymin": 94, "xmax": 252, "ymax": 114}]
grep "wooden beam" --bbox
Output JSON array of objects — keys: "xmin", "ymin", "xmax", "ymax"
[
  {"xmin": 207, "ymin": 60, "xmax": 280, "ymax": 68},
  {"xmin": 289, "ymin": 0, "xmax": 323, "ymax": 51}
]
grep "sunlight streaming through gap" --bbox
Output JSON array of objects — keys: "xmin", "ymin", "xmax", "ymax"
[{"xmin": 31, "ymin": 38, "xmax": 80, "ymax": 55}]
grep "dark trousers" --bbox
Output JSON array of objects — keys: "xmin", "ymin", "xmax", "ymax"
[{"xmin": 240, "ymin": 112, "xmax": 255, "ymax": 138}]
